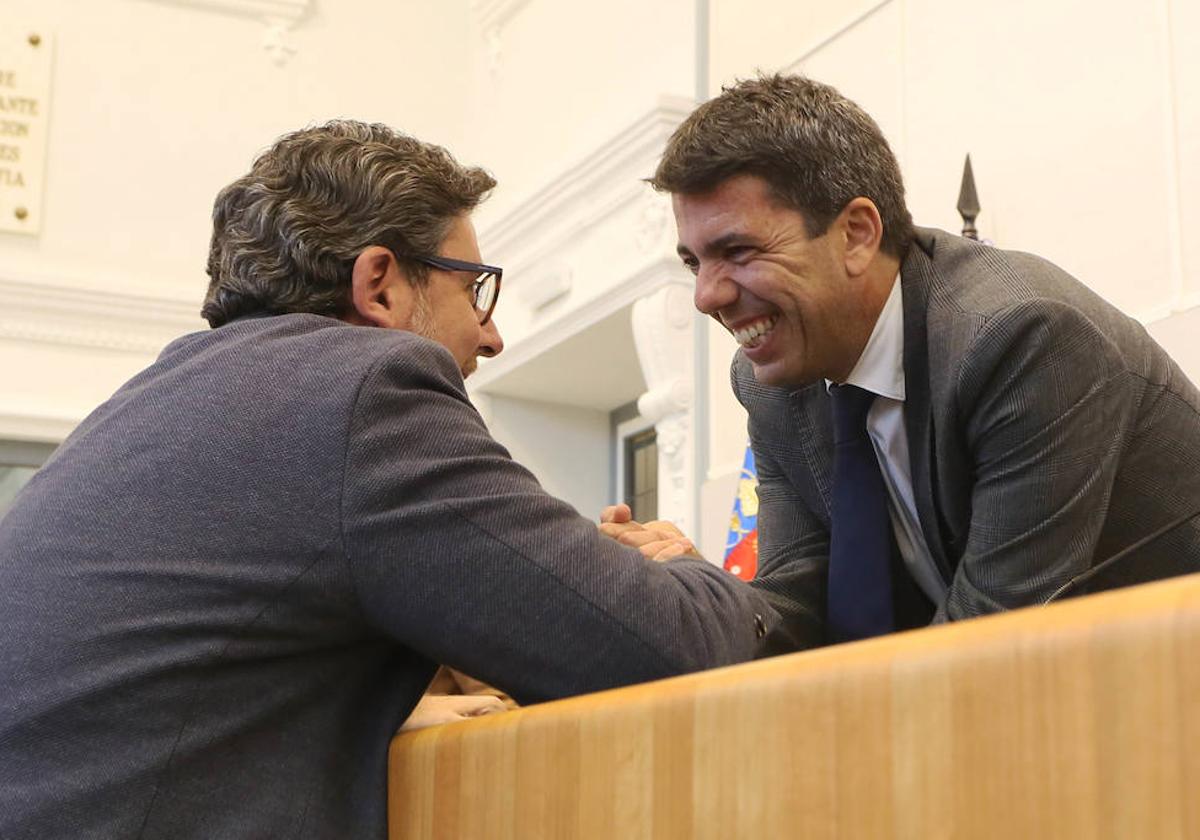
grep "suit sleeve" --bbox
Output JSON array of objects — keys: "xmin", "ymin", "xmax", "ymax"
[
  {"xmin": 732, "ymin": 357, "xmax": 827, "ymax": 652},
  {"xmin": 339, "ymin": 339, "xmax": 780, "ymax": 705},
  {"xmin": 941, "ymin": 298, "xmax": 1141, "ymax": 619}
]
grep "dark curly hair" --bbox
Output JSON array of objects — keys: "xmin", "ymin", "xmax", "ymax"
[
  {"xmin": 651, "ymin": 74, "xmax": 913, "ymax": 258},
  {"xmin": 202, "ymin": 120, "xmax": 495, "ymax": 327}
]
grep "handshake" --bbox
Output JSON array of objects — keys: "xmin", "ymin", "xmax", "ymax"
[
  {"xmin": 598, "ymin": 503, "xmax": 699, "ymax": 563},
  {"xmin": 407, "ymin": 502, "xmax": 703, "ymax": 733}
]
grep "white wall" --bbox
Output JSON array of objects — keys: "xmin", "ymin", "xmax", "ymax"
[
  {"xmin": 0, "ymin": 0, "xmax": 477, "ymax": 438},
  {"xmin": 475, "ymin": 393, "xmax": 611, "ymax": 521}
]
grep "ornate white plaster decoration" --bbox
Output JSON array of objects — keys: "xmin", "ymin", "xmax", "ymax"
[
  {"xmin": 135, "ymin": 0, "xmax": 311, "ymax": 65},
  {"xmin": 0, "ymin": 272, "xmax": 205, "ymax": 354},
  {"xmin": 471, "ymin": 0, "xmax": 531, "ymax": 73},
  {"xmin": 632, "ymin": 282, "xmax": 695, "ymax": 534},
  {"xmin": 634, "ymin": 191, "xmax": 672, "ymax": 255},
  {"xmin": 518, "ymin": 264, "xmax": 572, "ymax": 311},
  {"xmin": 261, "ymin": 20, "xmax": 297, "ymax": 64}
]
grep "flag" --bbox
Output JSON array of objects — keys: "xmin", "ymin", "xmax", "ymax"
[{"xmin": 723, "ymin": 444, "xmax": 759, "ymax": 580}]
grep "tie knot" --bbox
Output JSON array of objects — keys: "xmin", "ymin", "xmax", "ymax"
[{"xmin": 830, "ymin": 384, "xmax": 877, "ymax": 444}]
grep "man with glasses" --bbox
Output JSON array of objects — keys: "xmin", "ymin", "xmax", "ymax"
[{"xmin": 0, "ymin": 120, "xmax": 777, "ymax": 840}]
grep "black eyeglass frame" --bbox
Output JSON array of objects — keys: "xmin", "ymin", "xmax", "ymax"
[{"xmin": 405, "ymin": 253, "xmax": 503, "ymax": 326}]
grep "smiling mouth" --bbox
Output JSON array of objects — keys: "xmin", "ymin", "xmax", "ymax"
[{"xmin": 731, "ymin": 315, "xmax": 778, "ymax": 349}]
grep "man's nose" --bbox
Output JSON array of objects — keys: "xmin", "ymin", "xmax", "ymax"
[
  {"xmin": 478, "ymin": 318, "xmax": 504, "ymax": 358},
  {"xmin": 693, "ymin": 265, "xmax": 738, "ymax": 316}
]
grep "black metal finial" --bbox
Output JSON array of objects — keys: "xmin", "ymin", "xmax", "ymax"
[{"xmin": 957, "ymin": 154, "xmax": 980, "ymax": 240}]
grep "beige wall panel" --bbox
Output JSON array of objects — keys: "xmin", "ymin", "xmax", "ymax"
[
  {"xmin": 902, "ymin": 0, "xmax": 1176, "ymax": 317},
  {"xmin": 1148, "ymin": 305, "xmax": 1200, "ymax": 384},
  {"xmin": 698, "ymin": 461, "xmax": 739, "ymax": 560},
  {"xmin": 791, "ymin": 0, "xmax": 905, "ymax": 167},
  {"xmin": 705, "ymin": 321, "xmax": 741, "ymax": 478},
  {"xmin": 1170, "ymin": 0, "xmax": 1200, "ymax": 306},
  {"xmin": 709, "ymin": 0, "xmax": 887, "ymax": 91},
  {"xmin": 701, "ymin": 319, "xmax": 742, "ymax": 559}
]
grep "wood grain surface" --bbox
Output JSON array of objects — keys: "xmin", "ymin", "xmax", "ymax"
[{"xmin": 389, "ymin": 573, "xmax": 1200, "ymax": 839}]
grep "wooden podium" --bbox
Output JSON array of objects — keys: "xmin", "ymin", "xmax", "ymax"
[{"xmin": 389, "ymin": 574, "xmax": 1200, "ymax": 838}]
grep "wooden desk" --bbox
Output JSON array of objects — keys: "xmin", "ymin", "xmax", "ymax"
[{"xmin": 389, "ymin": 574, "xmax": 1200, "ymax": 838}]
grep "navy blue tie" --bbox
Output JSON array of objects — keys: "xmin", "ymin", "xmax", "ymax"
[{"xmin": 827, "ymin": 384, "xmax": 895, "ymax": 643}]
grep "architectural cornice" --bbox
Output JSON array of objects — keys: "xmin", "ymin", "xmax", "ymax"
[
  {"xmin": 478, "ymin": 97, "xmax": 696, "ymax": 268},
  {"xmin": 0, "ymin": 271, "xmax": 204, "ymax": 354}
]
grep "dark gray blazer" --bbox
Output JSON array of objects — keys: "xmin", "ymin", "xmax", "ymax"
[
  {"xmin": 0, "ymin": 314, "xmax": 777, "ymax": 839},
  {"xmin": 736, "ymin": 227, "xmax": 1200, "ymax": 651}
]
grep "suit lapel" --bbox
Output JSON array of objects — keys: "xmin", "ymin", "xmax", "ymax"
[
  {"xmin": 900, "ymin": 231, "xmax": 953, "ymax": 581},
  {"xmin": 789, "ymin": 383, "xmax": 834, "ymax": 522}
]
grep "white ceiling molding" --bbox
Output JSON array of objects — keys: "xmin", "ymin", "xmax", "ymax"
[
  {"xmin": 0, "ymin": 272, "xmax": 205, "ymax": 354},
  {"xmin": 480, "ymin": 96, "xmax": 695, "ymax": 271},
  {"xmin": 471, "ymin": 0, "xmax": 532, "ymax": 73},
  {"xmin": 0, "ymin": 406, "xmax": 80, "ymax": 444},
  {"xmin": 134, "ymin": 0, "xmax": 312, "ymax": 64}
]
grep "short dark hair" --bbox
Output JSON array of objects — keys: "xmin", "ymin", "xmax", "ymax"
[
  {"xmin": 651, "ymin": 74, "xmax": 913, "ymax": 258},
  {"xmin": 202, "ymin": 120, "xmax": 496, "ymax": 328}
]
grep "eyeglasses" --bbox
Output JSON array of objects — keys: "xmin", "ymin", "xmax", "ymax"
[{"xmin": 409, "ymin": 254, "xmax": 503, "ymax": 326}]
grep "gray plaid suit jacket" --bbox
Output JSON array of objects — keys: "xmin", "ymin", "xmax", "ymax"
[{"xmin": 735, "ymin": 227, "xmax": 1200, "ymax": 651}]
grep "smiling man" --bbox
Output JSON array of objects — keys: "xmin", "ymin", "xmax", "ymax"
[
  {"xmin": 641, "ymin": 74, "xmax": 1200, "ymax": 651},
  {"xmin": 0, "ymin": 121, "xmax": 777, "ymax": 839}
]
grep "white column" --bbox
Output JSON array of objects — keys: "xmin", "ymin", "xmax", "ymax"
[{"xmin": 631, "ymin": 282, "xmax": 696, "ymax": 538}]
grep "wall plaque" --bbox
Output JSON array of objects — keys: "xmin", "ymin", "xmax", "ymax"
[{"xmin": 0, "ymin": 28, "xmax": 52, "ymax": 236}]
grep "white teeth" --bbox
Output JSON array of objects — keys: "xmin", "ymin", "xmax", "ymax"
[{"xmin": 733, "ymin": 316, "xmax": 777, "ymax": 348}]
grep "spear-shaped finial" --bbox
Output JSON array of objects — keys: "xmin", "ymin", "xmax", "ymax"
[{"xmin": 957, "ymin": 154, "xmax": 980, "ymax": 240}]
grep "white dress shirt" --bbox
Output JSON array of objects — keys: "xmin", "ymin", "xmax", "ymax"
[{"xmin": 828, "ymin": 275, "xmax": 947, "ymax": 604}]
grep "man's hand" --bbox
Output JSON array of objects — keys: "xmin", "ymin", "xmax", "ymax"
[
  {"xmin": 399, "ymin": 693, "xmax": 508, "ymax": 732},
  {"xmin": 598, "ymin": 503, "xmax": 700, "ymax": 562}
]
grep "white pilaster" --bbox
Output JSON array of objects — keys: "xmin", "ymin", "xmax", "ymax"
[{"xmin": 631, "ymin": 282, "xmax": 695, "ymax": 536}]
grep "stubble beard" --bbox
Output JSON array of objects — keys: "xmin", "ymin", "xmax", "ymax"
[{"xmin": 409, "ymin": 287, "xmax": 476, "ymax": 379}]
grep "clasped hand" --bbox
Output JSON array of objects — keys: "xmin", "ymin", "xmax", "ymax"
[
  {"xmin": 598, "ymin": 503, "xmax": 700, "ymax": 562},
  {"xmin": 399, "ymin": 693, "xmax": 508, "ymax": 732}
]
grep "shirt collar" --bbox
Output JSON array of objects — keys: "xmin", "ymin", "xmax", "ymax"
[{"xmin": 826, "ymin": 272, "xmax": 905, "ymax": 401}]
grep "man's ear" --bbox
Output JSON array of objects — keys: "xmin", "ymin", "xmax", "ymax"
[
  {"xmin": 347, "ymin": 246, "xmax": 413, "ymax": 328},
  {"xmin": 839, "ymin": 197, "xmax": 884, "ymax": 278}
]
